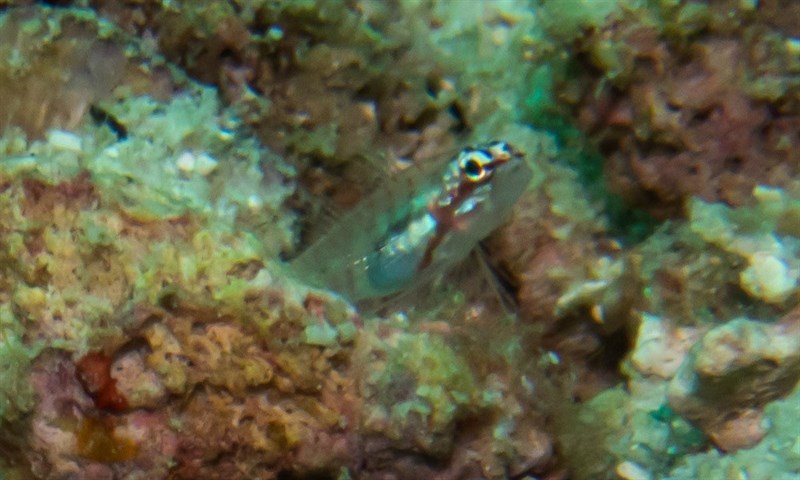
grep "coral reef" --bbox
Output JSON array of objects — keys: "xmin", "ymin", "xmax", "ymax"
[
  {"xmin": 0, "ymin": 3, "xmax": 555, "ymax": 479},
  {"xmin": 485, "ymin": 2, "xmax": 800, "ymax": 479},
  {"xmin": 666, "ymin": 382, "xmax": 800, "ymax": 480},
  {"xmin": 0, "ymin": 1, "xmax": 799, "ymax": 480},
  {"xmin": 668, "ymin": 312, "xmax": 800, "ymax": 451},
  {"xmin": 541, "ymin": 0, "xmax": 800, "ymax": 218}
]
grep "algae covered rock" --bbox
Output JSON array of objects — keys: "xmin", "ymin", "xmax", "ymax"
[
  {"xmin": 3, "ymin": 1, "xmax": 800, "ymax": 479},
  {"xmin": 358, "ymin": 330, "xmax": 480, "ymax": 456},
  {"xmin": 545, "ymin": 0, "xmax": 800, "ymax": 217},
  {"xmin": 0, "ymin": 305, "xmax": 41, "ymax": 423},
  {"xmin": 0, "ymin": 6, "xmax": 158, "ymax": 138},
  {"xmin": 668, "ymin": 313, "xmax": 800, "ymax": 451},
  {"xmin": 0, "ymin": 2, "xmax": 559, "ymax": 478},
  {"xmin": 689, "ymin": 185, "xmax": 800, "ymax": 306},
  {"xmin": 666, "ymin": 383, "xmax": 800, "ymax": 480}
]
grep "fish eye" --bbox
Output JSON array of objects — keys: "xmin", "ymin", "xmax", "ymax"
[
  {"xmin": 459, "ymin": 151, "xmax": 491, "ymax": 182},
  {"xmin": 463, "ymin": 158, "xmax": 482, "ymax": 177}
]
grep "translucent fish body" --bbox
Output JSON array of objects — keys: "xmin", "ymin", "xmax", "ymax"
[{"xmin": 291, "ymin": 141, "xmax": 532, "ymax": 301}]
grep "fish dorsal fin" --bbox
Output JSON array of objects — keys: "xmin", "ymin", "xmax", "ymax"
[{"xmin": 292, "ymin": 150, "xmax": 393, "ymax": 252}]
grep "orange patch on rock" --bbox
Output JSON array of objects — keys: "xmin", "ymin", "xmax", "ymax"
[{"xmin": 76, "ymin": 351, "xmax": 129, "ymax": 412}]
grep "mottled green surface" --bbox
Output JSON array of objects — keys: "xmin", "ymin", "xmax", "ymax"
[{"xmin": 0, "ymin": 1, "xmax": 799, "ymax": 479}]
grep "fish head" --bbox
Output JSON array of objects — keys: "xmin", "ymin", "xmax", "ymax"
[{"xmin": 438, "ymin": 141, "xmax": 532, "ymax": 239}]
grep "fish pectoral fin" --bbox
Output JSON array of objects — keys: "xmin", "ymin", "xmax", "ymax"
[{"xmin": 472, "ymin": 243, "xmax": 520, "ymax": 316}]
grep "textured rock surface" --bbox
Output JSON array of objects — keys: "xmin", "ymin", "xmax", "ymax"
[
  {"xmin": 668, "ymin": 313, "xmax": 800, "ymax": 450},
  {"xmin": 1, "ymin": 2, "xmax": 799, "ymax": 479}
]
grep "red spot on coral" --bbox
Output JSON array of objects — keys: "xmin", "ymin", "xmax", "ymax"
[
  {"xmin": 23, "ymin": 171, "xmax": 94, "ymax": 204},
  {"xmin": 76, "ymin": 351, "xmax": 129, "ymax": 412},
  {"xmin": 303, "ymin": 293, "xmax": 328, "ymax": 323},
  {"xmin": 54, "ymin": 170, "xmax": 95, "ymax": 199}
]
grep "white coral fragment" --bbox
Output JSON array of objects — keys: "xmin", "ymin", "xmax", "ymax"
[
  {"xmin": 46, "ymin": 129, "xmax": 82, "ymax": 153},
  {"xmin": 740, "ymin": 252, "xmax": 797, "ymax": 304},
  {"xmin": 630, "ymin": 314, "xmax": 700, "ymax": 380}
]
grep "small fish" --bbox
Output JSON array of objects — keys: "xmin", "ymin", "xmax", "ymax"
[{"xmin": 291, "ymin": 141, "xmax": 532, "ymax": 301}]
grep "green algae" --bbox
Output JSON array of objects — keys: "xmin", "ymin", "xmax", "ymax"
[
  {"xmin": 0, "ymin": 4, "xmax": 297, "ymax": 427},
  {"xmin": 0, "ymin": 1, "xmax": 796, "ymax": 478},
  {"xmin": 557, "ymin": 385, "xmax": 706, "ymax": 480},
  {"xmin": 689, "ymin": 186, "xmax": 800, "ymax": 305},
  {"xmin": 84, "ymin": 89, "xmax": 295, "ymax": 245},
  {"xmin": 361, "ymin": 330, "xmax": 479, "ymax": 454},
  {"xmin": 666, "ymin": 384, "xmax": 800, "ymax": 480},
  {"xmin": 0, "ymin": 304, "xmax": 40, "ymax": 423}
]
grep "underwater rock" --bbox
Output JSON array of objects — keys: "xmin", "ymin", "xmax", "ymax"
[
  {"xmin": 27, "ymin": 351, "xmax": 178, "ymax": 478},
  {"xmin": 668, "ymin": 312, "xmax": 800, "ymax": 451},
  {"xmin": 0, "ymin": 3, "xmax": 562, "ymax": 478},
  {"xmin": 0, "ymin": 6, "xmax": 175, "ymax": 139},
  {"xmin": 4, "ymin": 1, "xmax": 800, "ymax": 479},
  {"xmin": 542, "ymin": 0, "xmax": 800, "ymax": 217},
  {"xmin": 689, "ymin": 186, "xmax": 800, "ymax": 306},
  {"xmin": 665, "ymin": 382, "xmax": 800, "ymax": 480},
  {"xmin": 629, "ymin": 314, "xmax": 701, "ymax": 381}
]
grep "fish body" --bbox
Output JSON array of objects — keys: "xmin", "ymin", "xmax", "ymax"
[{"xmin": 291, "ymin": 141, "xmax": 532, "ymax": 301}]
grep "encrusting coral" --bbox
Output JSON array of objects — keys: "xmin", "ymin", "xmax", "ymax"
[
  {"xmin": 541, "ymin": 0, "xmax": 800, "ymax": 218},
  {"xmin": 0, "ymin": 4, "xmax": 558, "ymax": 479},
  {"xmin": 1, "ymin": 1, "xmax": 799, "ymax": 480}
]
